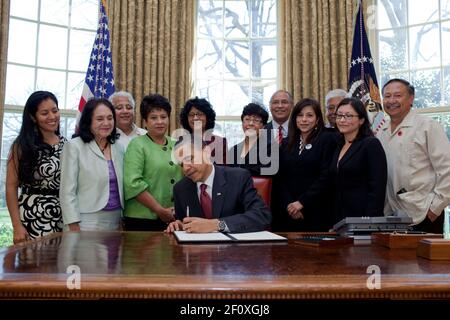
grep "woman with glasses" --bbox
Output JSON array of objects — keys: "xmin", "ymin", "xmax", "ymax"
[
  {"xmin": 276, "ymin": 98, "xmax": 337, "ymax": 231},
  {"xmin": 330, "ymin": 97, "xmax": 387, "ymax": 223},
  {"xmin": 179, "ymin": 97, "xmax": 227, "ymax": 164},
  {"xmin": 228, "ymin": 103, "xmax": 274, "ymax": 176}
]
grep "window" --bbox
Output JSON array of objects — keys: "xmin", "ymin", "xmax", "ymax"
[
  {"xmin": 377, "ymin": 0, "xmax": 450, "ymax": 139},
  {"xmin": 0, "ymin": 0, "xmax": 98, "ymax": 210},
  {"xmin": 195, "ymin": 0, "xmax": 278, "ymax": 147}
]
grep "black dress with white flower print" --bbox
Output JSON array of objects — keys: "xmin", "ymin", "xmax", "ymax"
[{"xmin": 18, "ymin": 137, "xmax": 66, "ymax": 239}]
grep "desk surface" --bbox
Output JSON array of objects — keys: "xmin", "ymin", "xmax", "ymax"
[{"xmin": 0, "ymin": 231, "xmax": 449, "ymax": 299}]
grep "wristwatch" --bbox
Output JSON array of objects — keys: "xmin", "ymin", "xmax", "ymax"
[{"xmin": 217, "ymin": 219, "xmax": 227, "ymax": 232}]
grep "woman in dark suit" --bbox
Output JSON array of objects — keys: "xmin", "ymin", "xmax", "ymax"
[
  {"xmin": 331, "ymin": 98, "xmax": 387, "ymax": 223},
  {"xmin": 277, "ymin": 98, "xmax": 337, "ymax": 231}
]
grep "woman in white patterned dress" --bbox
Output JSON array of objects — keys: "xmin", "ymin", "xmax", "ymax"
[{"xmin": 6, "ymin": 91, "xmax": 66, "ymax": 243}]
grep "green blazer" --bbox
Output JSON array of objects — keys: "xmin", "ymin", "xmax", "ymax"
[
  {"xmin": 60, "ymin": 137, "xmax": 125, "ymax": 225},
  {"xmin": 123, "ymin": 135, "xmax": 183, "ymax": 220}
]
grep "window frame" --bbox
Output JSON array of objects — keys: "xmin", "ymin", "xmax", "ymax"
[
  {"xmin": 194, "ymin": 0, "xmax": 279, "ymax": 131},
  {"xmin": 375, "ymin": 0, "xmax": 450, "ymax": 116},
  {"xmin": 0, "ymin": 0, "xmax": 99, "ymax": 209}
]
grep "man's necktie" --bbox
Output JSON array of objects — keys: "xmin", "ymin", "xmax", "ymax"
[
  {"xmin": 200, "ymin": 184, "xmax": 213, "ymax": 219},
  {"xmin": 277, "ymin": 126, "xmax": 283, "ymax": 144}
]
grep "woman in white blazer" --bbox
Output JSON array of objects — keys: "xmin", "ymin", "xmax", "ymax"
[{"xmin": 60, "ymin": 98, "xmax": 124, "ymax": 231}]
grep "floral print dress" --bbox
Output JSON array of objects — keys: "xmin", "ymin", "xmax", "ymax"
[{"xmin": 18, "ymin": 137, "xmax": 67, "ymax": 239}]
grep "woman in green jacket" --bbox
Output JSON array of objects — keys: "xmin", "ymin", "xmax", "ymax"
[{"xmin": 123, "ymin": 94, "xmax": 183, "ymax": 231}]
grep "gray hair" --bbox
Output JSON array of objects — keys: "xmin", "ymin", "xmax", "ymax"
[
  {"xmin": 269, "ymin": 89, "xmax": 293, "ymax": 104},
  {"xmin": 325, "ymin": 89, "xmax": 348, "ymax": 106},
  {"xmin": 109, "ymin": 91, "xmax": 135, "ymax": 108}
]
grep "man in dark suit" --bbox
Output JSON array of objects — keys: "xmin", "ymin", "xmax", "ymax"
[
  {"xmin": 264, "ymin": 90, "xmax": 293, "ymax": 231},
  {"xmin": 165, "ymin": 139, "xmax": 272, "ymax": 233},
  {"xmin": 265, "ymin": 89, "xmax": 294, "ymax": 144}
]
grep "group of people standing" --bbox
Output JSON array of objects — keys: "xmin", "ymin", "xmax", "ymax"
[
  {"xmin": 5, "ymin": 77, "xmax": 450, "ymax": 244},
  {"xmin": 265, "ymin": 80, "xmax": 449, "ymax": 233},
  {"xmin": 271, "ymin": 93, "xmax": 387, "ymax": 232}
]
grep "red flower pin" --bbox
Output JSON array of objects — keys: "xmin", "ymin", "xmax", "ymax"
[{"xmin": 397, "ymin": 130, "xmax": 403, "ymax": 136}]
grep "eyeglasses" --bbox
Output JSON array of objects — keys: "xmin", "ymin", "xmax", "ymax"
[
  {"xmin": 243, "ymin": 117, "xmax": 263, "ymax": 124},
  {"xmin": 188, "ymin": 112, "xmax": 206, "ymax": 118},
  {"xmin": 336, "ymin": 113, "xmax": 359, "ymax": 121}
]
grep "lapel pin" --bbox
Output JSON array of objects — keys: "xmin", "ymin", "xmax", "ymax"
[
  {"xmin": 305, "ymin": 144, "xmax": 312, "ymax": 150},
  {"xmin": 217, "ymin": 193, "xmax": 222, "ymax": 196}
]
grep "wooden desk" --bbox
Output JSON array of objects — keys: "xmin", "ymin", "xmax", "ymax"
[{"xmin": 0, "ymin": 231, "xmax": 449, "ymax": 299}]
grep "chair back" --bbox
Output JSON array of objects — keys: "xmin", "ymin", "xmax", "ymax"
[{"xmin": 252, "ymin": 177, "xmax": 272, "ymax": 208}]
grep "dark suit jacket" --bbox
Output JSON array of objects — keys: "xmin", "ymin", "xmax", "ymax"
[
  {"xmin": 278, "ymin": 131, "xmax": 338, "ymax": 231},
  {"xmin": 173, "ymin": 165, "xmax": 272, "ymax": 233},
  {"xmin": 227, "ymin": 134, "xmax": 277, "ymax": 177},
  {"xmin": 264, "ymin": 121, "xmax": 283, "ymax": 145},
  {"xmin": 264, "ymin": 121, "xmax": 274, "ymax": 130},
  {"xmin": 264, "ymin": 121, "xmax": 285, "ymax": 230},
  {"xmin": 205, "ymin": 135, "xmax": 227, "ymax": 165},
  {"xmin": 330, "ymin": 136, "xmax": 387, "ymax": 223}
]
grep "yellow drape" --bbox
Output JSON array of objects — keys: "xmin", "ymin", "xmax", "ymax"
[
  {"xmin": 279, "ymin": 0, "xmax": 362, "ymax": 105},
  {"xmin": 106, "ymin": 0, "xmax": 195, "ymax": 131}
]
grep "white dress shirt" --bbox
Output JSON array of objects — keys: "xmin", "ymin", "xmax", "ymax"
[
  {"xmin": 272, "ymin": 120, "xmax": 289, "ymax": 141},
  {"xmin": 196, "ymin": 165, "xmax": 215, "ymax": 201},
  {"xmin": 116, "ymin": 124, "xmax": 146, "ymax": 150}
]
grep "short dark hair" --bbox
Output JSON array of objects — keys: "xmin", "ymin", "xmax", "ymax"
[
  {"xmin": 336, "ymin": 97, "xmax": 373, "ymax": 139},
  {"xmin": 382, "ymin": 78, "xmax": 415, "ymax": 96},
  {"xmin": 76, "ymin": 98, "xmax": 117, "ymax": 144},
  {"xmin": 179, "ymin": 97, "xmax": 216, "ymax": 133},
  {"xmin": 241, "ymin": 103, "xmax": 269, "ymax": 125},
  {"xmin": 140, "ymin": 94, "xmax": 172, "ymax": 120},
  {"xmin": 287, "ymin": 98, "xmax": 324, "ymax": 152}
]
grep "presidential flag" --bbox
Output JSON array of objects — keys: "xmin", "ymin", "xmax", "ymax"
[
  {"xmin": 78, "ymin": 0, "xmax": 115, "ymax": 112},
  {"xmin": 348, "ymin": 0, "xmax": 381, "ymax": 104}
]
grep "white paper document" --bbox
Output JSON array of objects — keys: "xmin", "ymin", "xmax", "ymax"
[
  {"xmin": 174, "ymin": 231, "xmax": 231, "ymax": 242},
  {"xmin": 173, "ymin": 230, "xmax": 287, "ymax": 243},
  {"xmin": 227, "ymin": 231, "xmax": 287, "ymax": 241}
]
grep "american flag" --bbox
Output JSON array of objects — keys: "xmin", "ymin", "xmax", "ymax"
[
  {"xmin": 348, "ymin": 0, "xmax": 381, "ymax": 104},
  {"xmin": 78, "ymin": 0, "xmax": 115, "ymax": 111}
]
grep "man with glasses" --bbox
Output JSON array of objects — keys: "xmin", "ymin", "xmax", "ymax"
[
  {"xmin": 110, "ymin": 91, "xmax": 146, "ymax": 149},
  {"xmin": 324, "ymin": 89, "xmax": 347, "ymax": 130},
  {"xmin": 377, "ymin": 78, "xmax": 450, "ymax": 233}
]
